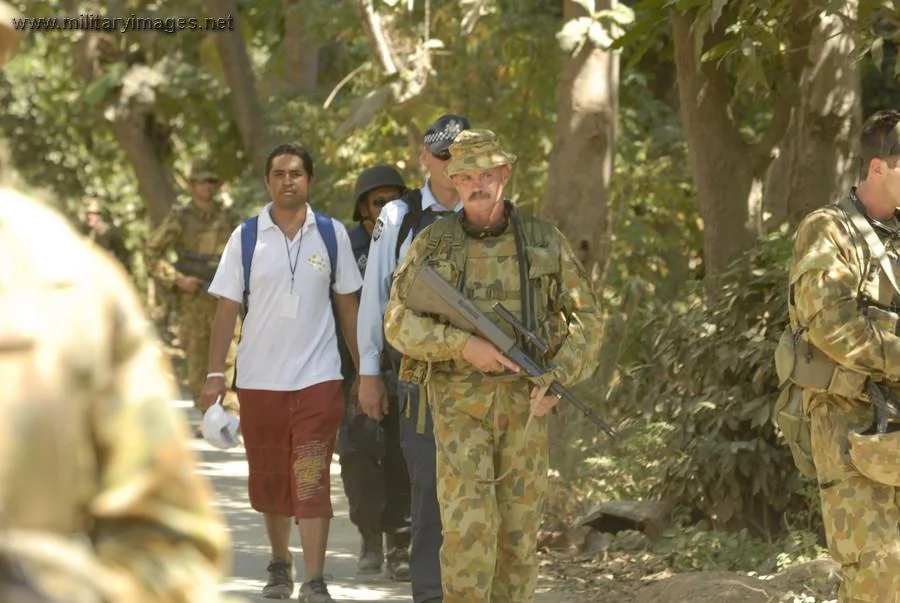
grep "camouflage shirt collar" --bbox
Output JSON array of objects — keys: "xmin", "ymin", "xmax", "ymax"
[{"xmin": 851, "ymin": 187, "xmax": 900, "ymax": 238}]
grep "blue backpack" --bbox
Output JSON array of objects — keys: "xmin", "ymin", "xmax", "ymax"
[{"xmin": 239, "ymin": 211, "xmax": 338, "ymax": 313}]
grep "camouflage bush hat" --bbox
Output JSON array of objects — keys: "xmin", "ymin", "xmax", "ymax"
[
  {"xmin": 189, "ymin": 159, "xmax": 219, "ymax": 182},
  {"xmin": 445, "ymin": 129, "xmax": 517, "ymax": 177},
  {"xmin": 83, "ymin": 197, "xmax": 102, "ymax": 214},
  {"xmin": 0, "ymin": 2, "xmax": 23, "ymax": 68}
]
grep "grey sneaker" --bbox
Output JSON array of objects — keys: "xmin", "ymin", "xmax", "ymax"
[
  {"xmin": 298, "ymin": 577, "xmax": 335, "ymax": 603},
  {"xmin": 262, "ymin": 556, "xmax": 295, "ymax": 599}
]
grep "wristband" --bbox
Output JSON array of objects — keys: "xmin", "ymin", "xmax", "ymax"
[{"xmin": 206, "ymin": 372, "xmax": 226, "ymax": 379}]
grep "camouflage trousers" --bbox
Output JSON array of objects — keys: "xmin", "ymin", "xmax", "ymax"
[
  {"xmin": 429, "ymin": 377, "xmax": 549, "ymax": 603},
  {"xmin": 178, "ymin": 291, "xmax": 238, "ymax": 411},
  {"xmin": 809, "ymin": 396, "xmax": 900, "ymax": 603}
]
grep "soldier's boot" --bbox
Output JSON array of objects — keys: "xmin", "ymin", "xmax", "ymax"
[
  {"xmin": 385, "ymin": 532, "xmax": 411, "ymax": 582},
  {"xmin": 357, "ymin": 531, "xmax": 383, "ymax": 575}
]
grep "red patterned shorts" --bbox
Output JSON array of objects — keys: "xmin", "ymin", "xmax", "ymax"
[{"xmin": 237, "ymin": 381, "xmax": 344, "ymax": 519}]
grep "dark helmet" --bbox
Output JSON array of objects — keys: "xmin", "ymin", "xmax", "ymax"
[{"xmin": 352, "ymin": 165, "xmax": 405, "ymax": 221}]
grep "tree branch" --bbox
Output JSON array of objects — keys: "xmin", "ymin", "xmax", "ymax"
[{"xmin": 351, "ymin": 0, "xmax": 399, "ymax": 75}]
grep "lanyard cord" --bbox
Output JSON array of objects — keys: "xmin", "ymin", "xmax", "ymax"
[{"xmin": 283, "ymin": 229, "xmax": 303, "ymax": 294}]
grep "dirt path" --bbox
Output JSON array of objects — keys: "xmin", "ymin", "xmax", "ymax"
[{"xmin": 183, "ymin": 403, "xmax": 584, "ymax": 602}]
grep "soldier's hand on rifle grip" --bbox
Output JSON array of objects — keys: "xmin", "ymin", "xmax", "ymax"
[
  {"xmin": 530, "ymin": 385, "xmax": 562, "ymax": 417},
  {"xmin": 175, "ymin": 274, "xmax": 204, "ymax": 293},
  {"xmin": 462, "ymin": 336, "xmax": 521, "ymax": 374},
  {"xmin": 199, "ymin": 375, "xmax": 226, "ymax": 411},
  {"xmin": 359, "ymin": 375, "xmax": 389, "ymax": 420}
]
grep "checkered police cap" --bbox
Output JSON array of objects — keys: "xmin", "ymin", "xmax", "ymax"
[{"xmin": 423, "ymin": 114, "xmax": 471, "ymax": 155}]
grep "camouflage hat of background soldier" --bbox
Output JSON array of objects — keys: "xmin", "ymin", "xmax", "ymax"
[
  {"xmin": 189, "ymin": 159, "xmax": 219, "ymax": 182},
  {"xmin": 0, "ymin": 2, "xmax": 23, "ymax": 68},
  {"xmin": 352, "ymin": 164, "xmax": 406, "ymax": 222},
  {"xmin": 424, "ymin": 113, "xmax": 471, "ymax": 155},
  {"xmin": 445, "ymin": 129, "xmax": 518, "ymax": 177},
  {"xmin": 83, "ymin": 197, "xmax": 102, "ymax": 214}
]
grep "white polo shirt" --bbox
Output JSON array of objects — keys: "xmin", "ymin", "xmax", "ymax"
[{"xmin": 208, "ymin": 202, "xmax": 362, "ymax": 391}]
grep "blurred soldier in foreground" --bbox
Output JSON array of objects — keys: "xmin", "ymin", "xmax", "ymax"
[
  {"xmin": 79, "ymin": 196, "xmax": 130, "ymax": 271},
  {"xmin": 0, "ymin": 9, "xmax": 234, "ymax": 600},
  {"xmin": 776, "ymin": 109, "xmax": 900, "ymax": 602},
  {"xmin": 145, "ymin": 161, "xmax": 241, "ymax": 413}
]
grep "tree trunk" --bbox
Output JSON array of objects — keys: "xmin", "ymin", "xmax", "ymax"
[
  {"xmin": 671, "ymin": 9, "xmax": 757, "ymax": 280},
  {"xmin": 540, "ymin": 0, "xmax": 619, "ymax": 282},
  {"xmin": 763, "ymin": 1, "xmax": 862, "ymax": 228},
  {"xmin": 68, "ymin": 11, "xmax": 176, "ymax": 227},
  {"xmin": 282, "ymin": 0, "xmax": 319, "ymax": 95},
  {"xmin": 110, "ymin": 116, "xmax": 177, "ymax": 226},
  {"xmin": 544, "ymin": 0, "xmax": 620, "ymax": 480},
  {"xmin": 207, "ymin": 0, "xmax": 269, "ymax": 178}
]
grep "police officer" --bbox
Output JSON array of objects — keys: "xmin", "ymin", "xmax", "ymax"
[
  {"xmin": 778, "ymin": 109, "xmax": 900, "ymax": 602},
  {"xmin": 0, "ymin": 6, "xmax": 236, "ymax": 600},
  {"xmin": 79, "ymin": 196, "xmax": 131, "ymax": 270},
  {"xmin": 357, "ymin": 114, "xmax": 471, "ymax": 603},
  {"xmin": 337, "ymin": 165, "xmax": 413, "ymax": 580},
  {"xmin": 145, "ymin": 160, "xmax": 241, "ymax": 414},
  {"xmin": 383, "ymin": 129, "xmax": 604, "ymax": 603}
]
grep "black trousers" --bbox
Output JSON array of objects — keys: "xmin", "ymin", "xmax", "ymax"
[{"xmin": 338, "ymin": 373, "xmax": 411, "ymax": 538}]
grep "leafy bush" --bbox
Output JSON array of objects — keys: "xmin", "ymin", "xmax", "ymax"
[{"xmin": 603, "ymin": 224, "xmax": 814, "ymax": 537}]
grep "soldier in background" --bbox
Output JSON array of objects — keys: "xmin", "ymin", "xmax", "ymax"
[
  {"xmin": 145, "ymin": 160, "xmax": 241, "ymax": 413},
  {"xmin": 0, "ymin": 5, "xmax": 236, "ymax": 600},
  {"xmin": 80, "ymin": 196, "xmax": 130, "ymax": 271}
]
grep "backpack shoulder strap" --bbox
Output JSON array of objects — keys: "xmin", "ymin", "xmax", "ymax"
[
  {"xmin": 395, "ymin": 188, "xmax": 424, "ymax": 261},
  {"xmin": 240, "ymin": 215, "xmax": 259, "ymax": 311},
  {"xmin": 314, "ymin": 211, "xmax": 338, "ymax": 287},
  {"xmin": 837, "ymin": 196, "xmax": 900, "ymax": 298}
]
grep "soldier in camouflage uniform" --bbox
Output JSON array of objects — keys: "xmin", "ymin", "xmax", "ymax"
[
  {"xmin": 779, "ymin": 110, "xmax": 900, "ymax": 603},
  {"xmin": 0, "ymin": 9, "xmax": 235, "ymax": 599},
  {"xmin": 145, "ymin": 161, "xmax": 241, "ymax": 412},
  {"xmin": 383, "ymin": 130, "xmax": 604, "ymax": 602},
  {"xmin": 79, "ymin": 197, "xmax": 131, "ymax": 271}
]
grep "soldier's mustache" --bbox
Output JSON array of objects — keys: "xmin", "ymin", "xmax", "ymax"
[{"xmin": 469, "ymin": 192, "xmax": 490, "ymax": 201}]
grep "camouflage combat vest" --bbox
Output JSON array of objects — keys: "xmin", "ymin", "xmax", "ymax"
[
  {"xmin": 175, "ymin": 204, "xmax": 236, "ymax": 264},
  {"xmin": 774, "ymin": 194, "xmax": 900, "ymax": 478},
  {"xmin": 398, "ymin": 205, "xmax": 563, "ymax": 385}
]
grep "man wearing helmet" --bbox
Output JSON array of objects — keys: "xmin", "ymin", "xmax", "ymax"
[{"xmin": 337, "ymin": 165, "xmax": 413, "ymax": 581}]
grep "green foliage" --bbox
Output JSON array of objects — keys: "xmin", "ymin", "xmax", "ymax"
[
  {"xmin": 653, "ymin": 521, "xmax": 827, "ymax": 573},
  {"xmin": 600, "ymin": 226, "xmax": 808, "ymax": 537}
]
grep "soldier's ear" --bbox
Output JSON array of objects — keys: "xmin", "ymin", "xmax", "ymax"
[{"xmin": 869, "ymin": 157, "xmax": 884, "ymax": 178}]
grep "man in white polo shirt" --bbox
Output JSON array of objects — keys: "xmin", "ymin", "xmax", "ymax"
[{"xmin": 202, "ymin": 143, "xmax": 363, "ymax": 603}]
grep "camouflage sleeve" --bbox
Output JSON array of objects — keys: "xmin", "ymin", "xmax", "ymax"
[
  {"xmin": 792, "ymin": 209, "xmax": 900, "ymax": 381},
  {"xmin": 383, "ymin": 234, "xmax": 472, "ymax": 362},
  {"xmin": 144, "ymin": 208, "xmax": 183, "ymax": 289},
  {"xmin": 88, "ymin": 254, "xmax": 231, "ymax": 602},
  {"xmin": 546, "ymin": 230, "xmax": 604, "ymax": 386}
]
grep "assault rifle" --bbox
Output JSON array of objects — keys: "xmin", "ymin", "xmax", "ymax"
[
  {"xmin": 865, "ymin": 381, "xmax": 900, "ymax": 435},
  {"xmin": 404, "ymin": 265, "xmax": 616, "ymax": 438},
  {"xmin": 174, "ymin": 251, "xmax": 220, "ymax": 289}
]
